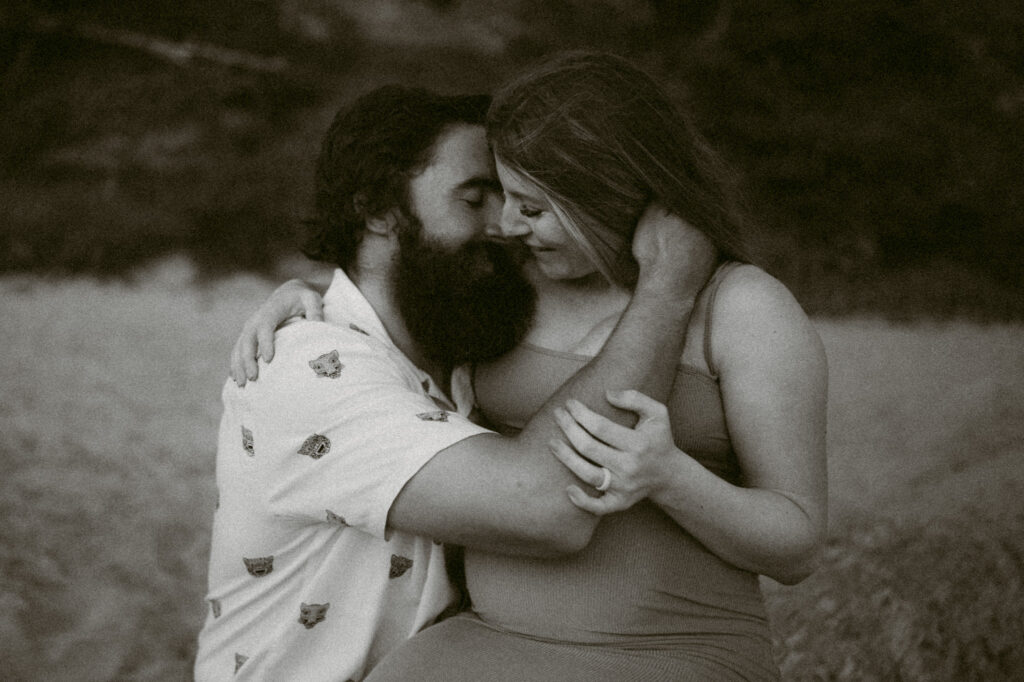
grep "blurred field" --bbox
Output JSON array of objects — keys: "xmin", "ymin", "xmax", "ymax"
[{"xmin": 1, "ymin": 262, "xmax": 1022, "ymax": 681}]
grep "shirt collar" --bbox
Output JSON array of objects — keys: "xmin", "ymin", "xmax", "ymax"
[
  {"xmin": 320, "ymin": 268, "xmax": 476, "ymax": 415},
  {"xmin": 321, "ymin": 268, "xmax": 393, "ymax": 345}
]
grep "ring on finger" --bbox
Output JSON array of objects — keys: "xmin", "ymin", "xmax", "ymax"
[{"xmin": 596, "ymin": 467, "xmax": 612, "ymax": 492}]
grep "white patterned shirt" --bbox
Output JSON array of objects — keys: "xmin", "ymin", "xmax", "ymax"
[{"xmin": 195, "ymin": 269, "xmax": 490, "ymax": 681}]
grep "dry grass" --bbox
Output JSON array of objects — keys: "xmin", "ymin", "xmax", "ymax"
[
  {"xmin": 761, "ymin": 318, "xmax": 1024, "ymax": 680},
  {"xmin": 0, "ymin": 259, "xmax": 276, "ymax": 681},
  {"xmin": 1, "ymin": 262, "xmax": 1022, "ymax": 680},
  {"xmin": 815, "ymin": 318, "xmax": 1024, "ymax": 527},
  {"xmin": 765, "ymin": 511, "xmax": 1024, "ymax": 681}
]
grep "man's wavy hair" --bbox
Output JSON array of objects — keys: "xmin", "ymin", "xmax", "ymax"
[{"xmin": 303, "ymin": 86, "xmax": 491, "ymax": 271}]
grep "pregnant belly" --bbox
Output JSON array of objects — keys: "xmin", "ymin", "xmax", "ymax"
[{"xmin": 464, "ymin": 501, "xmax": 768, "ymax": 643}]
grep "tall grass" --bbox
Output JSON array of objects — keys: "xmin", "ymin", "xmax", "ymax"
[
  {"xmin": 0, "ymin": 260, "xmax": 276, "ymax": 680},
  {"xmin": 0, "ymin": 262, "xmax": 1022, "ymax": 680},
  {"xmin": 765, "ymin": 511, "xmax": 1024, "ymax": 681},
  {"xmin": 815, "ymin": 318, "xmax": 1024, "ymax": 527}
]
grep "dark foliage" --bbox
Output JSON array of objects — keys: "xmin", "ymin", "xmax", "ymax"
[{"xmin": 1, "ymin": 0, "xmax": 1021, "ymax": 317}]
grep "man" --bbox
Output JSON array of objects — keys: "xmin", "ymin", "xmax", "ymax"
[{"xmin": 195, "ymin": 85, "xmax": 712, "ymax": 681}]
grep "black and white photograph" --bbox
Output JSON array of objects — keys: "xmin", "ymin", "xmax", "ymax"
[{"xmin": 2, "ymin": 2, "xmax": 1022, "ymax": 680}]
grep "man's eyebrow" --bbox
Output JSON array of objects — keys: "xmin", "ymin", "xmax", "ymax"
[{"xmin": 454, "ymin": 176, "xmax": 503, "ymax": 193}]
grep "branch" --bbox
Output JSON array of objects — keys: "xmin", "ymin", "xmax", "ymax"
[{"xmin": 15, "ymin": 14, "xmax": 290, "ymax": 74}]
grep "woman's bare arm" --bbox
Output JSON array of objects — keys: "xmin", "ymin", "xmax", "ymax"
[
  {"xmin": 229, "ymin": 279, "xmax": 325, "ymax": 386},
  {"xmin": 553, "ymin": 266, "xmax": 828, "ymax": 584}
]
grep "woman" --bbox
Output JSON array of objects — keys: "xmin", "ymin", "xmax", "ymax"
[{"xmin": 234, "ymin": 51, "xmax": 827, "ymax": 681}]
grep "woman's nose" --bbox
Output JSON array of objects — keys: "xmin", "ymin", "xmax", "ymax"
[{"xmin": 499, "ymin": 200, "xmax": 530, "ymax": 238}]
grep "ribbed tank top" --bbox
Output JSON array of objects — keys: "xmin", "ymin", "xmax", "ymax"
[{"xmin": 464, "ymin": 261, "xmax": 777, "ymax": 679}]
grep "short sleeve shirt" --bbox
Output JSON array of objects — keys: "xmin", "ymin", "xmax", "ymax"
[{"xmin": 195, "ymin": 269, "xmax": 491, "ymax": 681}]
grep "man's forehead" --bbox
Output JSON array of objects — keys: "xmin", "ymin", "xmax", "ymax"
[{"xmin": 422, "ymin": 124, "xmax": 498, "ymax": 187}]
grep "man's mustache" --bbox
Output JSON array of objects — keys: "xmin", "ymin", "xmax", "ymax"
[{"xmin": 483, "ymin": 235, "xmax": 531, "ymax": 266}]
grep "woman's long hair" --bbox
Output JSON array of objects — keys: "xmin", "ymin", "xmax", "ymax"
[{"xmin": 488, "ymin": 51, "xmax": 753, "ymax": 286}]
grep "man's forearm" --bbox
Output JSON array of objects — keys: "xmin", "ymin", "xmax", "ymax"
[
  {"xmin": 385, "ymin": 278, "xmax": 700, "ymax": 557},
  {"xmin": 393, "ymin": 282, "xmax": 699, "ymax": 556},
  {"xmin": 388, "ymin": 216, "xmax": 715, "ymax": 554},
  {"xmin": 516, "ymin": 279, "xmax": 696, "ymax": 451}
]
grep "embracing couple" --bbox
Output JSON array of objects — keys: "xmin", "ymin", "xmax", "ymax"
[{"xmin": 194, "ymin": 50, "xmax": 828, "ymax": 681}]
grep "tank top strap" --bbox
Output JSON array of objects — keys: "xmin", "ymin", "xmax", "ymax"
[{"xmin": 702, "ymin": 261, "xmax": 743, "ymax": 377}]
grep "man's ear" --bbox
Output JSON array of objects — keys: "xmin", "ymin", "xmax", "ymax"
[
  {"xmin": 365, "ymin": 208, "xmax": 401, "ymax": 237},
  {"xmin": 353, "ymin": 192, "xmax": 400, "ymax": 237}
]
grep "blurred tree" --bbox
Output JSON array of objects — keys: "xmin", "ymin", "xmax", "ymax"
[{"xmin": 0, "ymin": 0, "xmax": 1020, "ymax": 316}]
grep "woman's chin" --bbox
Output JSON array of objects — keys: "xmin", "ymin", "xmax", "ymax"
[
  {"xmin": 523, "ymin": 259, "xmax": 553, "ymax": 283},
  {"xmin": 525, "ymin": 256, "xmax": 606, "ymax": 288}
]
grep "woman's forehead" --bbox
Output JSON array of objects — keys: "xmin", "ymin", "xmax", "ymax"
[{"xmin": 494, "ymin": 160, "xmax": 546, "ymax": 202}]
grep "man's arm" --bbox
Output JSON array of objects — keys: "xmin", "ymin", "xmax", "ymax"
[{"xmin": 389, "ymin": 211, "xmax": 717, "ymax": 554}]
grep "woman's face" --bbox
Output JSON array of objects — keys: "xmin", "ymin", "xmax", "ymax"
[{"xmin": 495, "ymin": 159, "xmax": 596, "ymax": 281}]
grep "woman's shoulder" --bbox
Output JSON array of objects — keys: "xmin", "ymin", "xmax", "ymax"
[
  {"xmin": 710, "ymin": 263, "xmax": 805, "ymax": 319},
  {"xmin": 708, "ymin": 263, "xmax": 825, "ymax": 370}
]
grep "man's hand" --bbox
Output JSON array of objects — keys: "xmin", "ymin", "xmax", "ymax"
[
  {"xmin": 632, "ymin": 205, "xmax": 717, "ymax": 301},
  {"xmin": 230, "ymin": 280, "xmax": 324, "ymax": 386}
]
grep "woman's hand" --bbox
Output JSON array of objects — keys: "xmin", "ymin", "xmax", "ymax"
[
  {"xmin": 550, "ymin": 389, "xmax": 685, "ymax": 515},
  {"xmin": 229, "ymin": 280, "xmax": 324, "ymax": 386},
  {"xmin": 631, "ymin": 204, "xmax": 716, "ymax": 300}
]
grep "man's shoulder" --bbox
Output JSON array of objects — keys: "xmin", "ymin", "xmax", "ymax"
[
  {"xmin": 274, "ymin": 319, "xmax": 376, "ymax": 356},
  {"xmin": 255, "ymin": 320, "xmax": 406, "ymax": 390}
]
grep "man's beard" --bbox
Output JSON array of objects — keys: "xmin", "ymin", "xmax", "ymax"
[{"xmin": 394, "ymin": 224, "xmax": 535, "ymax": 367}]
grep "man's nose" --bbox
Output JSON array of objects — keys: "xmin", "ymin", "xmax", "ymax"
[
  {"xmin": 482, "ymin": 193, "xmax": 505, "ymax": 239},
  {"xmin": 498, "ymin": 200, "xmax": 530, "ymax": 238}
]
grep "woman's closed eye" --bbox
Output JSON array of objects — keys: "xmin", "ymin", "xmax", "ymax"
[{"xmin": 519, "ymin": 205, "xmax": 543, "ymax": 218}]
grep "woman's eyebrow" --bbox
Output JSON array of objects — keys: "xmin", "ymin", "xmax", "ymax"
[{"xmin": 503, "ymin": 188, "xmax": 543, "ymax": 204}]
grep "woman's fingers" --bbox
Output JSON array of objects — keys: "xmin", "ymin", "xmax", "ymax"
[
  {"xmin": 563, "ymin": 399, "xmax": 637, "ymax": 450},
  {"xmin": 549, "ymin": 439, "xmax": 608, "ymax": 490},
  {"xmin": 300, "ymin": 290, "xmax": 325, "ymax": 322},
  {"xmin": 605, "ymin": 389, "xmax": 669, "ymax": 426},
  {"xmin": 256, "ymin": 321, "xmax": 276, "ymax": 363},
  {"xmin": 256, "ymin": 282, "xmax": 323, "ymax": 362},
  {"xmin": 228, "ymin": 280, "xmax": 325, "ymax": 387},
  {"xmin": 552, "ymin": 407, "xmax": 615, "ymax": 466},
  {"xmin": 553, "ymin": 393, "xmax": 677, "ymax": 516},
  {"xmin": 229, "ymin": 331, "xmax": 253, "ymax": 386},
  {"xmin": 566, "ymin": 485, "xmax": 627, "ymax": 515},
  {"xmin": 229, "ymin": 343, "xmax": 245, "ymax": 387},
  {"xmin": 238, "ymin": 325, "xmax": 260, "ymax": 381}
]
